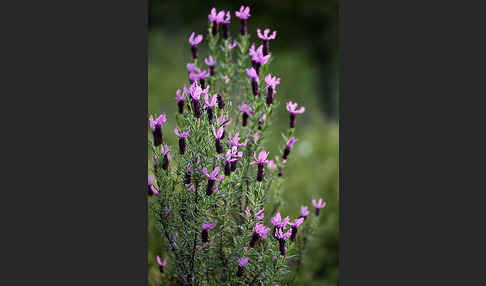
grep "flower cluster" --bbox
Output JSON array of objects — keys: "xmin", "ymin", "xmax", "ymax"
[{"xmin": 148, "ymin": 5, "xmax": 325, "ymax": 285}]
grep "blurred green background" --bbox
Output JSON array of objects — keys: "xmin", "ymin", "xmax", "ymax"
[{"xmin": 148, "ymin": 1, "xmax": 339, "ymax": 285}]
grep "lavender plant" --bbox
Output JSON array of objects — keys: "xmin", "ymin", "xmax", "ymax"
[{"xmin": 148, "ymin": 5, "xmax": 327, "ymax": 285}]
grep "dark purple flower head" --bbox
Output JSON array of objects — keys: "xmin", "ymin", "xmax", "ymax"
[
  {"xmin": 250, "ymin": 150, "xmax": 270, "ymax": 165},
  {"xmin": 156, "ymin": 256, "xmax": 167, "ymax": 267},
  {"xmin": 174, "ymin": 126, "xmax": 190, "ymax": 138},
  {"xmin": 149, "ymin": 114, "xmax": 167, "ymax": 131},
  {"xmin": 286, "ymin": 101, "xmax": 306, "ymax": 115},
  {"xmin": 204, "ymin": 93, "xmax": 217, "ymax": 109},
  {"xmin": 203, "ymin": 166, "xmax": 224, "ymax": 181},
  {"xmin": 202, "ymin": 221, "xmax": 217, "ymax": 231},
  {"xmin": 240, "ymin": 103, "xmax": 254, "ymax": 116},
  {"xmin": 238, "ymin": 256, "xmax": 249, "ymax": 267},
  {"xmin": 208, "ymin": 8, "xmax": 225, "ymax": 23},
  {"xmin": 246, "ymin": 68, "xmax": 258, "ymax": 80},
  {"xmin": 301, "ymin": 206, "xmax": 310, "ymax": 217},
  {"xmin": 229, "ymin": 132, "xmax": 248, "ymax": 147},
  {"xmin": 312, "ymin": 198, "xmax": 326, "ymax": 209},
  {"xmin": 228, "ymin": 40, "xmax": 238, "ymax": 50},
  {"xmin": 212, "ymin": 126, "xmax": 224, "ymax": 139},
  {"xmin": 253, "ymin": 222, "xmax": 271, "ymax": 238},
  {"xmin": 205, "ymin": 56, "xmax": 215, "ymax": 67},
  {"xmin": 257, "ymin": 28, "xmax": 277, "ymax": 40},
  {"xmin": 148, "ymin": 175, "xmax": 159, "ymax": 196},
  {"xmin": 265, "ymin": 74, "xmax": 280, "ymax": 90},
  {"xmin": 189, "ymin": 32, "xmax": 203, "ymax": 46},
  {"xmin": 235, "ymin": 5, "xmax": 251, "ymax": 20},
  {"xmin": 175, "ymin": 89, "xmax": 185, "ymax": 103}
]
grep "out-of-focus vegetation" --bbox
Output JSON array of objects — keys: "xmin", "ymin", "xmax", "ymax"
[{"xmin": 148, "ymin": 1, "xmax": 338, "ymax": 285}]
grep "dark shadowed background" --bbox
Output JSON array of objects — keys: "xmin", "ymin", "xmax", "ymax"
[{"xmin": 148, "ymin": 1, "xmax": 339, "ymax": 285}]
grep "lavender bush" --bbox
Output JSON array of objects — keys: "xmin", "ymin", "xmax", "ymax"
[{"xmin": 148, "ymin": 5, "xmax": 327, "ymax": 285}]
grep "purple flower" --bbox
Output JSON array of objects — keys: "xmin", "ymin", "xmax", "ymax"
[
  {"xmin": 240, "ymin": 103, "xmax": 254, "ymax": 127},
  {"xmin": 223, "ymin": 75, "xmax": 230, "ymax": 84},
  {"xmin": 215, "ymin": 114, "xmax": 232, "ymax": 130},
  {"xmin": 205, "ymin": 56, "xmax": 215, "ymax": 66},
  {"xmin": 282, "ymin": 137, "xmax": 297, "ymax": 160},
  {"xmin": 265, "ymin": 74, "xmax": 280, "ymax": 105},
  {"xmin": 148, "ymin": 175, "xmax": 159, "ymax": 196},
  {"xmin": 275, "ymin": 228, "xmax": 292, "ymax": 255},
  {"xmin": 229, "ymin": 132, "xmax": 248, "ymax": 147},
  {"xmin": 212, "ymin": 126, "xmax": 224, "ymax": 153},
  {"xmin": 257, "ymin": 28, "xmax": 277, "ymax": 41},
  {"xmin": 250, "ymin": 45, "xmax": 270, "ymax": 75},
  {"xmin": 201, "ymin": 221, "xmax": 217, "ymax": 243},
  {"xmin": 245, "ymin": 207, "xmax": 251, "ymax": 217},
  {"xmin": 175, "ymin": 89, "xmax": 186, "ymax": 114},
  {"xmin": 208, "ymin": 8, "xmax": 225, "ymax": 23},
  {"xmin": 250, "ymin": 150, "xmax": 270, "ymax": 182},
  {"xmin": 202, "ymin": 221, "xmax": 217, "ymax": 230},
  {"xmin": 174, "ymin": 126, "xmax": 190, "ymax": 139},
  {"xmin": 271, "ymin": 212, "xmax": 290, "ymax": 229},
  {"xmin": 257, "ymin": 28, "xmax": 277, "ymax": 56},
  {"xmin": 250, "ymin": 222, "xmax": 270, "ymax": 247},
  {"xmin": 312, "ymin": 198, "xmax": 326, "ymax": 216},
  {"xmin": 205, "ymin": 56, "xmax": 216, "ymax": 76},
  {"xmin": 228, "ymin": 40, "xmax": 238, "ymax": 50},
  {"xmin": 204, "ymin": 93, "xmax": 217, "ymax": 109},
  {"xmin": 235, "ymin": 5, "xmax": 251, "ymax": 20},
  {"xmin": 160, "ymin": 144, "xmax": 171, "ymax": 170},
  {"xmin": 209, "ymin": 8, "xmax": 225, "ymax": 36},
  {"xmin": 237, "ymin": 256, "xmax": 249, "ymax": 277},
  {"xmin": 189, "ymin": 32, "xmax": 203, "ymax": 59},
  {"xmin": 203, "ymin": 166, "xmax": 224, "ymax": 195},
  {"xmin": 225, "ymin": 146, "xmax": 242, "ymax": 174},
  {"xmin": 187, "ymin": 62, "xmax": 197, "ymax": 73},
  {"xmin": 286, "ymin": 101, "xmax": 305, "ymax": 128},
  {"xmin": 184, "ymin": 164, "xmax": 193, "ymax": 185},
  {"xmin": 188, "ymin": 32, "xmax": 203, "ymax": 46},
  {"xmin": 289, "ymin": 217, "xmax": 305, "ymax": 241},
  {"xmin": 174, "ymin": 126, "xmax": 190, "ymax": 155},
  {"xmin": 300, "ymin": 206, "xmax": 310, "ymax": 219},
  {"xmin": 156, "ymin": 256, "xmax": 167, "ymax": 273},
  {"xmin": 275, "ymin": 228, "xmax": 292, "ymax": 240},
  {"xmin": 267, "ymin": 160, "xmax": 277, "ymax": 170},
  {"xmin": 235, "ymin": 5, "xmax": 251, "ymax": 35},
  {"xmin": 254, "ymin": 222, "xmax": 270, "ymax": 238},
  {"xmin": 250, "ymin": 150, "xmax": 270, "ymax": 165},
  {"xmin": 265, "ymin": 74, "xmax": 280, "ymax": 90},
  {"xmin": 238, "ymin": 256, "xmax": 248, "ymax": 267},
  {"xmin": 221, "ymin": 11, "xmax": 231, "ymax": 39},
  {"xmin": 204, "ymin": 93, "xmax": 217, "ymax": 123},
  {"xmin": 149, "ymin": 113, "xmax": 167, "ymax": 146},
  {"xmin": 246, "ymin": 67, "xmax": 258, "ymax": 80},
  {"xmin": 186, "ymin": 82, "xmax": 209, "ymax": 118},
  {"xmin": 255, "ymin": 208, "xmax": 264, "ymax": 220},
  {"xmin": 191, "ymin": 67, "xmax": 210, "ymax": 89}
]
